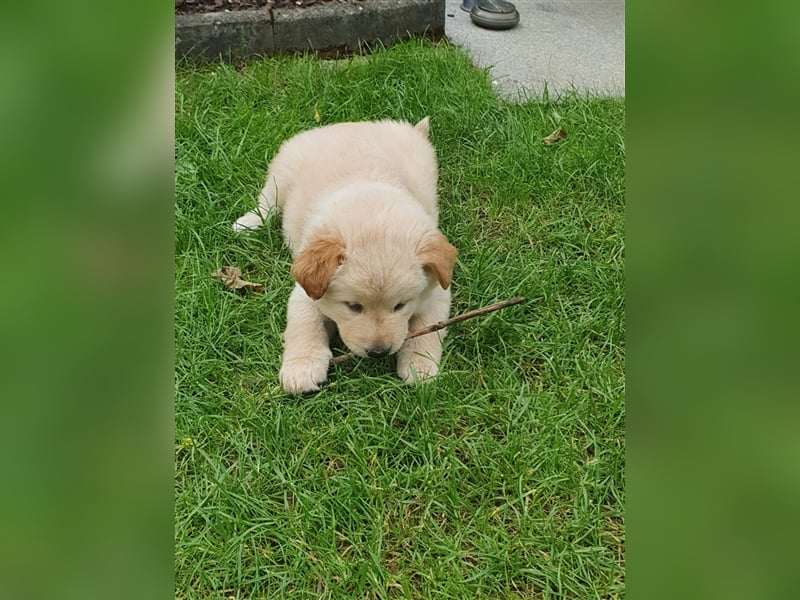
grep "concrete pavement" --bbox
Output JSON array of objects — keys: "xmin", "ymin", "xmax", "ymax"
[{"xmin": 444, "ymin": 0, "xmax": 625, "ymax": 100}]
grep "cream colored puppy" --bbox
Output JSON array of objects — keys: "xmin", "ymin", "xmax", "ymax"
[{"xmin": 234, "ymin": 118, "xmax": 457, "ymax": 395}]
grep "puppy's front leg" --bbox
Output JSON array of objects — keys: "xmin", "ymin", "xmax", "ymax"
[
  {"xmin": 279, "ymin": 284, "xmax": 332, "ymax": 395},
  {"xmin": 397, "ymin": 288, "xmax": 451, "ymax": 384}
]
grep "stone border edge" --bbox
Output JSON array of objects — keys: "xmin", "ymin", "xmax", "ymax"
[{"xmin": 176, "ymin": 0, "xmax": 445, "ymax": 61}]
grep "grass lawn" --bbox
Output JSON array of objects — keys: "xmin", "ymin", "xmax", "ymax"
[{"xmin": 175, "ymin": 39, "xmax": 625, "ymax": 599}]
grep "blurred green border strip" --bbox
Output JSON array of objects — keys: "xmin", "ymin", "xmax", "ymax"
[
  {"xmin": 628, "ymin": 2, "xmax": 800, "ymax": 599},
  {"xmin": 0, "ymin": 3, "xmax": 174, "ymax": 600}
]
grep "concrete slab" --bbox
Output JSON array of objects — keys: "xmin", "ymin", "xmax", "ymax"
[
  {"xmin": 444, "ymin": 0, "xmax": 625, "ymax": 100},
  {"xmin": 176, "ymin": 9, "xmax": 274, "ymax": 61},
  {"xmin": 274, "ymin": 0, "xmax": 445, "ymax": 55},
  {"xmin": 176, "ymin": 0, "xmax": 445, "ymax": 61}
]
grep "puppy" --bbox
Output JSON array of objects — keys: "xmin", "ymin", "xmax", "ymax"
[{"xmin": 234, "ymin": 118, "xmax": 456, "ymax": 395}]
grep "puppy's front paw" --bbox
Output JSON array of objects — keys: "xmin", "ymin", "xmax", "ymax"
[
  {"xmin": 279, "ymin": 351, "xmax": 331, "ymax": 395},
  {"xmin": 397, "ymin": 352, "xmax": 440, "ymax": 385}
]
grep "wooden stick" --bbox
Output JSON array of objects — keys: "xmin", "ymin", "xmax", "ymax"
[{"xmin": 330, "ymin": 296, "xmax": 525, "ymax": 365}]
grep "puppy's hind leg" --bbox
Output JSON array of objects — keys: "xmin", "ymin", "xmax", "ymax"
[{"xmin": 233, "ymin": 173, "xmax": 279, "ymax": 233}]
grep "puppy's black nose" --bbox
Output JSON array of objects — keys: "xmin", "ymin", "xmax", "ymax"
[{"xmin": 366, "ymin": 346, "xmax": 391, "ymax": 358}]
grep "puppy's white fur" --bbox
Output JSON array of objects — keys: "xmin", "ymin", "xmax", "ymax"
[{"xmin": 235, "ymin": 118, "xmax": 456, "ymax": 395}]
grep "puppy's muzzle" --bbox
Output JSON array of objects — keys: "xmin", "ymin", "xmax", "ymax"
[{"xmin": 366, "ymin": 345, "xmax": 391, "ymax": 358}]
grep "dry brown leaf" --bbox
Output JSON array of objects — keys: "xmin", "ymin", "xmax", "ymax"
[
  {"xmin": 543, "ymin": 128, "xmax": 567, "ymax": 144},
  {"xmin": 211, "ymin": 266, "xmax": 265, "ymax": 293}
]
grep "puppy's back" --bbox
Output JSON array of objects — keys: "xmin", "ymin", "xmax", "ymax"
[{"xmin": 270, "ymin": 119, "xmax": 439, "ymax": 226}]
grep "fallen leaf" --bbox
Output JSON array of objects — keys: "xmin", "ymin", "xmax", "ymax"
[
  {"xmin": 211, "ymin": 266, "xmax": 265, "ymax": 293},
  {"xmin": 543, "ymin": 128, "xmax": 567, "ymax": 144},
  {"xmin": 313, "ymin": 108, "xmax": 321, "ymax": 123}
]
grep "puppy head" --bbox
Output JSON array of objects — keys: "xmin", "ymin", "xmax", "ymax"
[
  {"xmin": 312, "ymin": 228, "xmax": 457, "ymax": 358},
  {"xmin": 290, "ymin": 230, "xmax": 345, "ymax": 300}
]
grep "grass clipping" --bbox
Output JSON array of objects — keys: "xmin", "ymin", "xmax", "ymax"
[{"xmin": 331, "ymin": 296, "xmax": 525, "ymax": 365}]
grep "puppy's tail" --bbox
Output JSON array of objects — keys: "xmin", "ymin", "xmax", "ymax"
[
  {"xmin": 233, "ymin": 173, "xmax": 279, "ymax": 234},
  {"xmin": 414, "ymin": 116, "xmax": 430, "ymax": 138}
]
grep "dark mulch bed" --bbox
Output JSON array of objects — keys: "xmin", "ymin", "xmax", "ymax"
[{"xmin": 175, "ymin": 0, "xmax": 364, "ymax": 16}]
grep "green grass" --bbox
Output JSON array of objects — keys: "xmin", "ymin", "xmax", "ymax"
[{"xmin": 175, "ymin": 39, "xmax": 625, "ymax": 599}]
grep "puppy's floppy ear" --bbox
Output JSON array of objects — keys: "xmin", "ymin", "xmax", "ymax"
[
  {"xmin": 291, "ymin": 230, "xmax": 345, "ymax": 300},
  {"xmin": 418, "ymin": 231, "xmax": 457, "ymax": 290},
  {"xmin": 414, "ymin": 116, "xmax": 430, "ymax": 138}
]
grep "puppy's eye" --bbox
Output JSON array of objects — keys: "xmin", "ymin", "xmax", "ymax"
[
  {"xmin": 393, "ymin": 303, "xmax": 406, "ymax": 312},
  {"xmin": 345, "ymin": 302, "xmax": 363, "ymax": 314}
]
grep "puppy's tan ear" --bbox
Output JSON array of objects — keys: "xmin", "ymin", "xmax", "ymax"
[
  {"xmin": 418, "ymin": 231, "xmax": 457, "ymax": 290},
  {"xmin": 414, "ymin": 116, "xmax": 430, "ymax": 138},
  {"xmin": 291, "ymin": 231, "xmax": 345, "ymax": 300}
]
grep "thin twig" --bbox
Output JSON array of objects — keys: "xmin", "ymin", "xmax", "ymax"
[{"xmin": 330, "ymin": 296, "xmax": 525, "ymax": 365}]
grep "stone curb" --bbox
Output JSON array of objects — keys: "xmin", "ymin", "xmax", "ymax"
[{"xmin": 176, "ymin": 0, "xmax": 445, "ymax": 61}]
